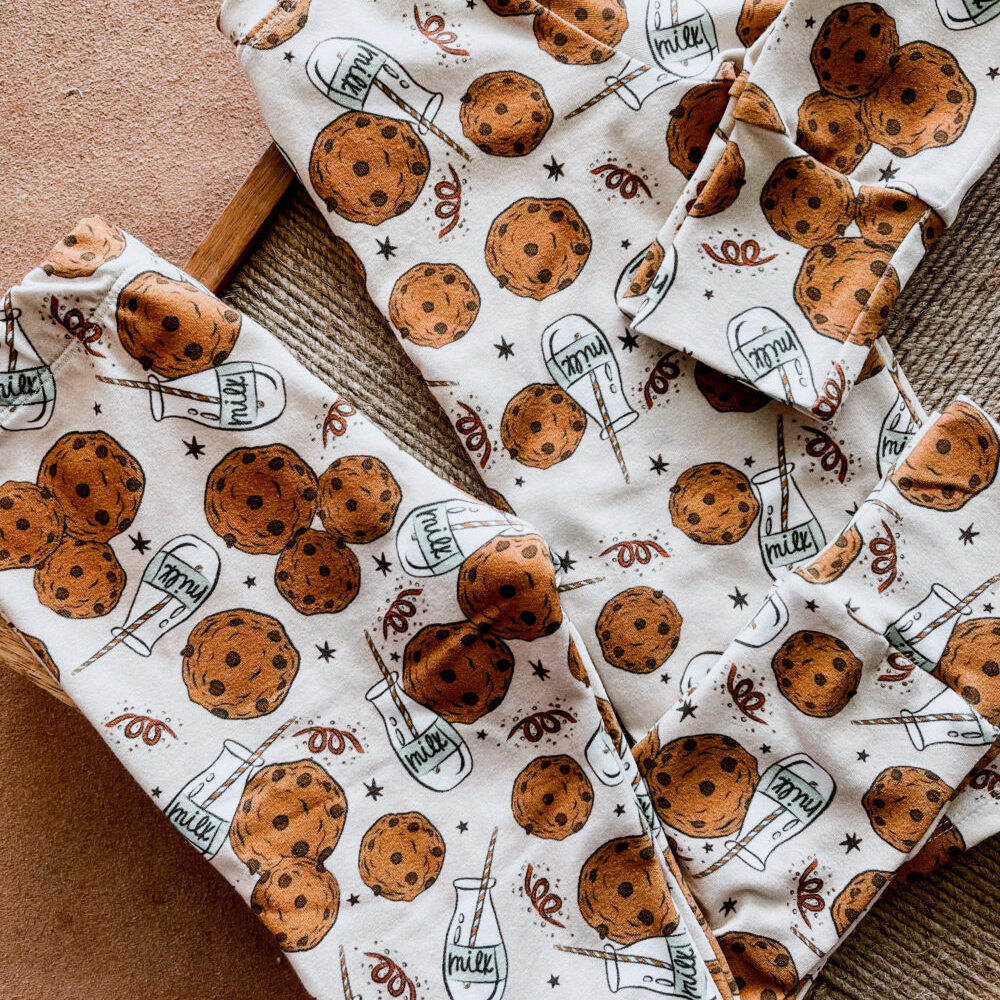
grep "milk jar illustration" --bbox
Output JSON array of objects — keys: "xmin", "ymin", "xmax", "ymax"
[
  {"xmin": 734, "ymin": 592, "xmax": 789, "ymax": 648},
  {"xmin": 164, "ymin": 740, "xmax": 258, "ymax": 858},
  {"xmin": 726, "ymin": 754, "xmax": 835, "ymax": 871},
  {"xmin": 937, "ymin": 0, "xmax": 1000, "ymax": 28},
  {"xmin": 752, "ymin": 464, "xmax": 825, "ymax": 578},
  {"xmin": 616, "ymin": 244, "xmax": 678, "ymax": 325},
  {"xmin": 900, "ymin": 689, "xmax": 998, "ymax": 751},
  {"xmin": 727, "ymin": 308, "xmax": 816, "ymax": 409},
  {"xmin": 395, "ymin": 499, "xmax": 532, "ymax": 577},
  {"xmin": 877, "ymin": 391, "xmax": 920, "ymax": 476},
  {"xmin": 645, "ymin": 0, "xmax": 718, "ymax": 77},
  {"xmin": 603, "ymin": 57, "xmax": 677, "ymax": 111},
  {"xmin": 1, "ymin": 292, "xmax": 56, "ymax": 431},
  {"xmin": 679, "ymin": 651, "xmax": 722, "ymax": 695},
  {"xmin": 366, "ymin": 672, "xmax": 473, "ymax": 790},
  {"xmin": 307, "ymin": 37, "xmax": 442, "ymax": 132},
  {"xmin": 586, "ymin": 722, "xmax": 631, "ymax": 787},
  {"xmin": 603, "ymin": 934, "xmax": 707, "ymax": 1000},
  {"xmin": 444, "ymin": 878, "xmax": 507, "ymax": 1000},
  {"xmin": 884, "ymin": 584, "xmax": 971, "ymax": 672}
]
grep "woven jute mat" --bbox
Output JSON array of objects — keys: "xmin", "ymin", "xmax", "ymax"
[{"xmin": 221, "ymin": 159, "xmax": 1000, "ymax": 1000}]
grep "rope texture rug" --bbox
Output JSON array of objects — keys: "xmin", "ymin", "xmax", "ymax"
[{"xmin": 222, "ymin": 157, "xmax": 1000, "ymax": 999}]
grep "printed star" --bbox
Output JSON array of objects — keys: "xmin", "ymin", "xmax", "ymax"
[
  {"xmin": 621, "ymin": 239, "xmax": 631, "ymax": 249},
  {"xmin": 376, "ymin": 236, "xmax": 398, "ymax": 260},
  {"xmin": 614, "ymin": 804, "xmax": 626, "ymax": 816},
  {"xmin": 476, "ymin": 730, "xmax": 488, "ymax": 740},
  {"xmin": 619, "ymin": 330, "xmax": 640, "ymax": 352},
  {"xmin": 364, "ymin": 779, "xmax": 384, "ymax": 800},
  {"xmin": 532, "ymin": 660, "xmax": 550, "ymax": 680},
  {"xmin": 373, "ymin": 552, "xmax": 392, "ymax": 575},
  {"xmin": 129, "ymin": 532, "xmax": 151, "ymax": 554},
  {"xmin": 840, "ymin": 832, "xmax": 862, "ymax": 853},
  {"xmin": 729, "ymin": 587, "xmax": 749, "ymax": 609},
  {"xmin": 760, "ymin": 744, "xmax": 771, "ymax": 754},
  {"xmin": 556, "ymin": 550, "xmax": 576, "ymax": 573},
  {"xmin": 986, "ymin": 603, "xmax": 995, "ymax": 613},
  {"xmin": 744, "ymin": 456, "xmax": 755, "ymax": 468},
  {"xmin": 845, "ymin": 502, "xmax": 859, "ymax": 517},
  {"xmin": 677, "ymin": 700, "xmax": 696, "ymax": 720},
  {"xmin": 548, "ymin": 975, "xmax": 561, "ymax": 988},
  {"xmin": 544, "ymin": 156, "xmax": 565, "ymax": 180},
  {"xmin": 989, "ymin": 67, "xmax": 999, "ymax": 80},
  {"xmin": 183, "ymin": 436, "xmax": 206, "ymax": 459},
  {"xmin": 857, "ymin": 749, "xmax": 869, "ymax": 762},
  {"xmin": 390, "ymin": 651, "xmax": 400, "ymax": 662},
  {"xmin": 283, "ymin": 51, "xmax": 295, "ymax": 61},
  {"xmin": 495, "ymin": 336, "xmax": 515, "ymax": 359},
  {"xmin": 704, "ymin": 289, "xmax": 714, "ymax": 300},
  {"xmin": 878, "ymin": 161, "xmax": 899, "ymax": 182},
  {"xmin": 244, "ymin": 576, "xmax": 256, "ymax": 588},
  {"xmin": 845, "ymin": 599, "xmax": 860, "ymax": 615},
  {"xmin": 92, "ymin": 401, "xmax": 102, "ymax": 415},
  {"xmin": 804, "ymin": 15, "xmax": 815, "ymax": 26},
  {"xmin": 805, "ymin": 599, "xmax": 818, "ymax": 612},
  {"xmin": 316, "ymin": 641, "xmax": 335, "ymax": 662},
  {"xmin": 515, "ymin": 476, "xmax": 525, "ymax": 487},
  {"xmin": 960, "ymin": 523, "xmax": 980, "ymax": 545},
  {"xmin": 660, "ymin": 673, "xmax": 672, "ymax": 684},
  {"xmin": 348, "ymin": 894, "xmax": 361, "ymax": 906},
  {"xmin": 650, "ymin": 454, "xmax": 669, "ymax": 475},
  {"xmin": 466, "ymin": 0, "xmax": 476, "ymax": 7},
  {"xmin": 457, "ymin": 821, "xmax": 469, "ymax": 833},
  {"xmin": 703, "ymin": 842, "xmax": 714, "ymax": 853},
  {"xmin": 151, "ymin": 787, "xmax": 161, "ymax": 798},
  {"xmin": 720, "ymin": 898, "xmax": 738, "ymax": 916}
]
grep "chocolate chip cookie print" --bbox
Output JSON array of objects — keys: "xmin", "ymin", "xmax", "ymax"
[{"xmin": 41, "ymin": 217, "xmax": 126, "ymax": 279}]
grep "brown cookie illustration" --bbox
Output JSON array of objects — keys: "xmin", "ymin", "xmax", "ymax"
[
  {"xmin": 718, "ymin": 932, "xmax": 799, "ymax": 1000},
  {"xmin": 624, "ymin": 241, "xmax": 664, "ymax": 299},
  {"xmin": 669, "ymin": 463, "xmax": 759, "ymax": 545},
  {"xmin": 231, "ymin": 760, "xmax": 348, "ymax": 873},
  {"xmin": 33, "ymin": 537, "xmax": 126, "ymax": 619},
  {"xmin": 889, "ymin": 400, "xmax": 999, "ymax": 511},
  {"xmin": 596, "ymin": 695, "xmax": 625, "ymax": 754},
  {"xmin": 487, "ymin": 488, "xmax": 516, "ymax": 515},
  {"xmin": 37, "ymin": 431, "xmax": 144, "ymax": 543},
  {"xmin": 810, "ymin": 3, "xmax": 899, "ymax": 98},
  {"xmin": 310, "ymin": 113, "xmax": 429, "ymax": 226},
  {"xmin": 689, "ymin": 140, "xmax": 746, "ymax": 217},
  {"xmin": 457, "ymin": 533, "xmax": 562, "ymax": 641},
  {"xmin": 733, "ymin": 82, "xmax": 785, "ymax": 133},
  {"xmin": 760, "ymin": 156, "xmax": 855, "ymax": 248},
  {"xmin": 358, "ymin": 812, "xmax": 445, "ymax": 901},
  {"xmin": 568, "ymin": 636, "xmax": 590, "ymax": 687},
  {"xmin": 831, "ymin": 869, "xmax": 891, "ymax": 936},
  {"xmin": 485, "ymin": 197, "xmax": 591, "ymax": 299},
  {"xmin": 459, "ymin": 71, "xmax": 553, "ymax": 157},
  {"xmin": 0, "ymin": 481, "xmax": 64, "ymax": 570},
  {"xmin": 274, "ymin": 528, "xmax": 361, "ymax": 615},
  {"xmin": 500, "ymin": 383, "xmax": 587, "ymax": 469},
  {"xmin": 483, "ymin": 0, "xmax": 537, "ymax": 13},
  {"xmin": 736, "ymin": 0, "xmax": 785, "ymax": 46},
  {"xmin": 241, "ymin": 0, "xmax": 310, "ymax": 48},
  {"xmin": 512, "ymin": 754, "xmax": 594, "ymax": 839},
  {"xmin": 894, "ymin": 815, "xmax": 964, "ymax": 885},
  {"xmin": 403, "ymin": 620, "xmax": 514, "ymax": 723},
  {"xmin": 772, "ymin": 629, "xmax": 863, "ymax": 717},
  {"xmin": 41, "ymin": 217, "xmax": 125, "ymax": 278},
  {"xmin": 532, "ymin": 5, "xmax": 617, "ymax": 64},
  {"xmin": 858, "ymin": 345, "xmax": 885, "ymax": 382},
  {"xmin": 861, "ymin": 42, "xmax": 975, "ymax": 157},
  {"xmin": 855, "ymin": 186, "xmax": 928, "ymax": 249},
  {"xmin": 317, "ymin": 454, "xmax": 401, "ymax": 543},
  {"xmin": 5, "ymin": 628, "xmax": 72, "ymax": 706},
  {"xmin": 206, "ymin": 444, "xmax": 318, "ymax": 554},
  {"xmin": 794, "ymin": 237, "xmax": 900, "ymax": 344},
  {"xmin": 182, "ymin": 609, "xmax": 299, "ymax": 719},
  {"xmin": 863, "ymin": 765, "xmax": 952, "ymax": 852},
  {"xmin": 250, "ymin": 858, "xmax": 339, "ymax": 952},
  {"xmin": 794, "ymin": 524, "xmax": 862, "ymax": 583},
  {"xmin": 117, "ymin": 271, "xmax": 242, "ymax": 378},
  {"xmin": 920, "ymin": 209, "xmax": 946, "ymax": 250},
  {"xmin": 694, "ymin": 362, "xmax": 769, "ymax": 413},
  {"xmin": 640, "ymin": 734, "xmax": 758, "ymax": 838},
  {"xmin": 596, "ymin": 586, "xmax": 682, "ymax": 674},
  {"xmin": 666, "ymin": 80, "xmax": 730, "ymax": 180},
  {"xmin": 389, "ymin": 263, "xmax": 480, "ymax": 348},
  {"xmin": 796, "ymin": 91, "xmax": 871, "ymax": 172},
  {"xmin": 935, "ymin": 618, "xmax": 1000, "ymax": 723}
]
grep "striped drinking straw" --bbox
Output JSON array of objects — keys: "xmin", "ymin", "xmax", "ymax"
[
  {"xmin": 205, "ymin": 717, "xmax": 296, "ymax": 805},
  {"xmin": 469, "ymin": 827, "xmax": 499, "ymax": 947}
]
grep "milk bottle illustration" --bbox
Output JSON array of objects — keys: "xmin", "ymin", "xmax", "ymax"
[
  {"xmin": 884, "ymin": 584, "xmax": 971, "ymax": 672},
  {"xmin": 886, "ymin": 689, "xmax": 998, "ymax": 751},
  {"xmin": 603, "ymin": 57, "xmax": 678, "ymax": 111},
  {"xmin": 586, "ymin": 722, "xmax": 629, "ymax": 786},
  {"xmin": 645, "ymin": 0, "xmax": 718, "ymax": 77},
  {"xmin": 1, "ymin": 292, "xmax": 56, "ymax": 431},
  {"xmin": 164, "ymin": 740, "xmax": 258, "ymax": 858},
  {"xmin": 752, "ymin": 464, "xmax": 825, "ymax": 578},
  {"xmin": 728, "ymin": 308, "xmax": 816, "ymax": 409},
  {"xmin": 734, "ymin": 592, "xmax": 789, "ymax": 648},
  {"xmin": 444, "ymin": 877, "xmax": 507, "ymax": 1000},
  {"xmin": 937, "ymin": 0, "xmax": 1000, "ymax": 28},
  {"xmin": 605, "ymin": 934, "xmax": 707, "ymax": 999},
  {"xmin": 679, "ymin": 651, "xmax": 722, "ymax": 695},
  {"xmin": 877, "ymin": 391, "xmax": 920, "ymax": 476},
  {"xmin": 616, "ymin": 244, "xmax": 678, "ymax": 325},
  {"xmin": 726, "ymin": 754, "xmax": 835, "ymax": 872},
  {"xmin": 395, "ymin": 499, "xmax": 532, "ymax": 577},
  {"xmin": 366, "ymin": 672, "xmax": 473, "ymax": 790}
]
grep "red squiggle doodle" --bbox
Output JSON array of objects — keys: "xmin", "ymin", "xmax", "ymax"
[
  {"xmin": 726, "ymin": 664, "xmax": 766, "ymax": 723},
  {"xmin": 600, "ymin": 539, "xmax": 669, "ymax": 567},
  {"xmin": 878, "ymin": 651, "xmax": 915, "ymax": 682},
  {"xmin": 801, "ymin": 426, "xmax": 849, "ymax": 483},
  {"xmin": 105, "ymin": 713, "xmax": 176, "ymax": 746},
  {"xmin": 869, "ymin": 520, "xmax": 897, "ymax": 593},
  {"xmin": 591, "ymin": 163, "xmax": 651, "ymax": 199},
  {"xmin": 524, "ymin": 864, "xmax": 566, "ymax": 927},
  {"xmin": 383, "ymin": 588, "xmax": 423, "ymax": 639},
  {"xmin": 643, "ymin": 350, "xmax": 681, "ymax": 409},
  {"xmin": 700, "ymin": 239, "xmax": 777, "ymax": 267},
  {"xmin": 413, "ymin": 6, "xmax": 469, "ymax": 55},
  {"xmin": 969, "ymin": 768, "xmax": 1000, "ymax": 799},
  {"xmin": 434, "ymin": 164, "xmax": 463, "ymax": 239},
  {"xmin": 507, "ymin": 708, "xmax": 577, "ymax": 742},
  {"xmin": 294, "ymin": 726, "xmax": 365, "ymax": 755},
  {"xmin": 322, "ymin": 397, "xmax": 356, "ymax": 446},
  {"xmin": 796, "ymin": 859, "xmax": 825, "ymax": 929},
  {"xmin": 365, "ymin": 953, "xmax": 417, "ymax": 1000},
  {"xmin": 50, "ymin": 295, "xmax": 104, "ymax": 357},
  {"xmin": 455, "ymin": 402, "xmax": 492, "ymax": 468},
  {"xmin": 811, "ymin": 362, "xmax": 846, "ymax": 421}
]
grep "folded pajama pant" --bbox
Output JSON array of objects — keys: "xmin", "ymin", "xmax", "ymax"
[{"xmin": 4, "ymin": 0, "xmax": 1000, "ymax": 996}]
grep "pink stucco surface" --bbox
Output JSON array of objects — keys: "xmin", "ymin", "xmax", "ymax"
[{"xmin": 0, "ymin": 0, "xmax": 271, "ymax": 291}]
